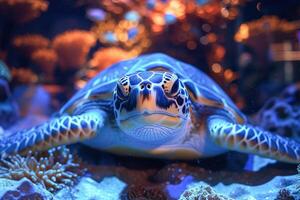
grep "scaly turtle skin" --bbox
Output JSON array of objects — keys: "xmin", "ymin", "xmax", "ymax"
[{"xmin": 0, "ymin": 54, "xmax": 299, "ymax": 163}]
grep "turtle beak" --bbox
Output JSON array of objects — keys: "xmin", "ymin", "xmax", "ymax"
[{"xmin": 136, "ymin": 91, "xmax": 156, "ymax": 113}]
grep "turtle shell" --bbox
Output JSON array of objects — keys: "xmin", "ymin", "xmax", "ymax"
[{"xmin": 60, "ymin": 53, "xmax": 246, "ymax": 124}]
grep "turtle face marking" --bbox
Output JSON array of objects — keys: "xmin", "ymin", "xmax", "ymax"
[{"xmin": 113, "ymin": 71, "xmax": 191, "ymax": 143}]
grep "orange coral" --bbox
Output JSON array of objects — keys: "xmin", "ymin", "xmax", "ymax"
[
  {"xmin": 12, "ymin": 34, "xmax": 50, "ymax": 57},
  {"xmin": 11, "ymin": 67, "xmax": 38, "ymax": 84},
  {"xmin": 52, "ymin": 30, "xmax": 96, "ymax": 70},
  {"xmin": 31, "ymin": 48, "xmax": 57, "ymax": 75},
  {"xmin": 89, "ymin": 47, "xmax": 135, "ymax": 71},
  {"xmin": 75, "ymin": 47, "xmax": 135, "ymax": 89},
  {"xmin": 0, "ymin": 0, "xmax": 48, "ymax": 23}
]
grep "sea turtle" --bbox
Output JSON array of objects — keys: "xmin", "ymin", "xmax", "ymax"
[{"xmin": 0, "ymin": 53, "xmax": 299, "ymax": 163}]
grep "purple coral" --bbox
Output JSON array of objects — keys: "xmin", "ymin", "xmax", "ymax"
[{"xmin": 0, "ymin": 146, "xmax": 84, "ymax": 192}]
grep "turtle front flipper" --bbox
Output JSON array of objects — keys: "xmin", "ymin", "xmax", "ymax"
[
  {"xmin": 0, "ymin": 111, "xmax": 104, "ymax": 157},
  {"xmin": 208, "ymin": 117, "xmax": 300, "ymax": 163}
]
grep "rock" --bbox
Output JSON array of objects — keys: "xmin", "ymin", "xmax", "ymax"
[
  {"xmin": 0, "ymin": 177, "xmax": 53, "ymax": 200},
  {"xmin": 55, "ymin": 176, "xmax": 126, "ymax": 200}
]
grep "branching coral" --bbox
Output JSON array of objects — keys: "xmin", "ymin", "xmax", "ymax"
[
  {"xmin": 0, "ymin": 146, "xmax": 84, "ymax": 193},
  {"xmin": 52, "ymin": 30, "xmax": 96, "ymax": 70},
  {"xmin": 0, "ymin": 0, "xmax": 48, "ymax": 23},
  {"xmin": 31, "ymin": 48, "xmax": 57, "ymax": 76},
  {"xmin": 12, "ymin": 34, "xmax": 50, "ymax": 57}
]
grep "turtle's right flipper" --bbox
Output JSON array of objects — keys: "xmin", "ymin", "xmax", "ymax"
[
  {"xmin": 0, "ymin": 112, "xmax": 104, "ymax": 157},
  {"xmin": 208, "ymin": 117, "xmax": 300, "ymax": 163}
]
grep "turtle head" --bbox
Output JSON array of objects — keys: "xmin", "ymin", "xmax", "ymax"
[{"xmin": 113, "ymin": 71, "xmax": 191, "ymax": 143}]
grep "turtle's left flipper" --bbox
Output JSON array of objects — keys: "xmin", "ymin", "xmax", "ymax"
[
  {"xmin": 208, "ymin": 117, "xmax": 300, "ymax": 163},
  {"xmin": 0, "ymin": 111, "xmax": 104, "ymax": 157}
]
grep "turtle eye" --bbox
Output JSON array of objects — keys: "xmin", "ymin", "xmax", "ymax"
[
  {"xmin": 170, "ymin": 79, "xmax": 180, "ymax": 96},
  {"xmin": 162, "ymin": 73, "xmax": 180, "ymax": 97},
  {"xmin": 117, "ymin": 77, "xmax": 130, "ymax": 99}
]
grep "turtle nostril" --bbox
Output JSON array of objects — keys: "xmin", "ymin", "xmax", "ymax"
[{"xmin": 140, "ymin": 82, "xmax": 152, "ymax": 90}]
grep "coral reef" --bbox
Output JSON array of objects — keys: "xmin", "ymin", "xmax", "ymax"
[
  {"xmin": 121, "ymin": 184, "xmax": 167, "ymax": 200},
  {"xmin": 91, "ymin": 16, "xmax": 151, "ymax": 54},
  {"xmin": 76, "ymin": 47, "xmax": 136, "ymax": 88},
  {"xmin": 214, "ymin": 174, "xmax": 299, "ymax": 200},
  {"xmin": 11, "ymin": 67, "xmax": 38, "ymax": 84},
  {"xmin": 55, "ymin": 177, "xmax": 126, "ymax": 200},
  {"xmin": 0, "ymin": 177, "xmax": 53, "ymax": 199},
  {"xmin": 31, "ymin": 48, "xmax": 58, "ymax": 79},
  {"xmin": 12, "ymin": 34, "xmax": 50, "ymax": 57},
  {"xmin": 52, "ymin": 30, "xmax": 96, "ymax": 69},
  {"xmin": 166, "ymin": 175, "xmax": 195, "ymax": 199},
  {"xmin": 11, "ymin": 85, "xmax": 52, "ymax": 117},
  {"xmin": 151, "ymin": 163, "xmax": 190, "ymax": 184},
  {"xmin": 275, "ymin": 189, "xmax": 295, "ymax": 200},
  {"xmin": 0, "ymin": 146, "xmax": 84, "ymax": 193},
  {"xmin": 0, "ymin": 0, "xmax": 48, "ymax": 23},
  {"xmin": 179, "ymin": 183, "xmax": 233, "ymax": 200},
  {"xmin": 89, "ymin": 47, "xmax": 135, "ymax": 71}
]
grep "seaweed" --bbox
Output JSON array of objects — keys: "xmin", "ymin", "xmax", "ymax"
[{"xmin": 0, "ymin": 146, "xmax": 84, "ymax": 193}]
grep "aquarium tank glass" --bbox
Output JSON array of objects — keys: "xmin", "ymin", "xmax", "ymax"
[{"xmin": 0, "ymin": 0, "xmax": 299, "ymax": 199}]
